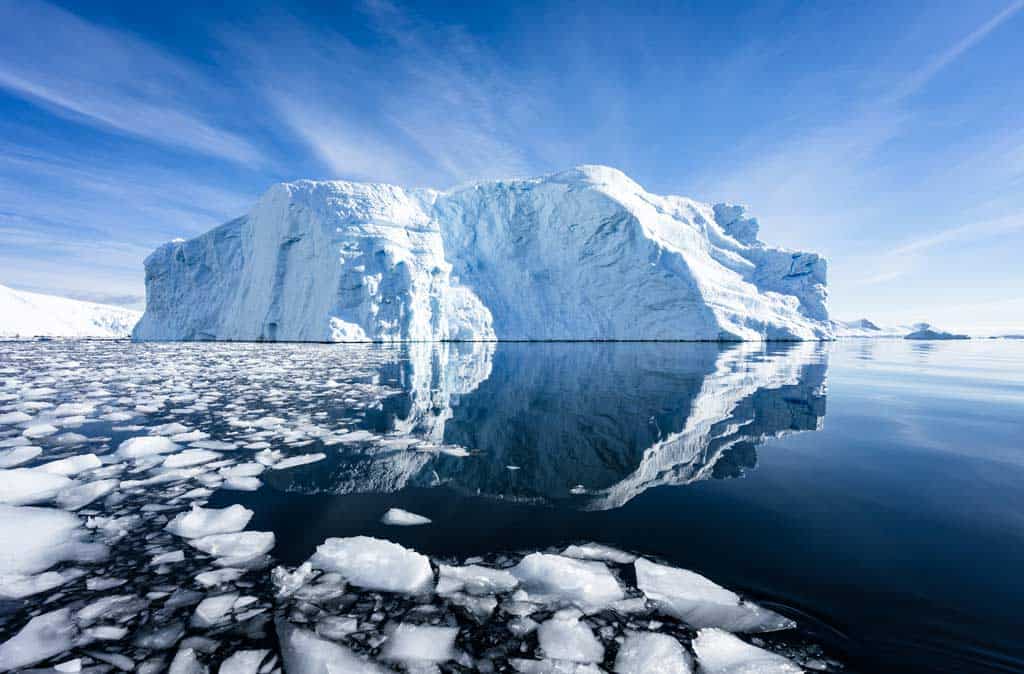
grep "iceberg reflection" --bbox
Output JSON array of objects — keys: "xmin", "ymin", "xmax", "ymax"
[{"xmin": 270, "ymin": 341, "xmax": 828, "ymax": 510}]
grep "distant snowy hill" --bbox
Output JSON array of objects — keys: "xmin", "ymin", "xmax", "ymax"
[
  {"xmin": 134, "ymin": 165, "xmax": 831, "ymax": 342},
  {"xmin": 831, "ymin": 318, "xmax": 912, "ymax": 338},
  {"xmin": 0, "ymin": 284, "xmax": 140, "ymax": 339}
]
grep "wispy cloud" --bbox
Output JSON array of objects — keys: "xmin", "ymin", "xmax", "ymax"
[
  {"xmin": 890, "ymin": 213, "xmax": 1024, "ymax": 256},
  {"xmin": 888, "ymin": 0, "xmax": 1024, "ymax": 102},
  {"xmin": 0, "ymin": 0, "xmax": 264, "ymax": 165},
  {"xmin": 222, "ymin": 1, "xmax": 538, "ymax": 186}
]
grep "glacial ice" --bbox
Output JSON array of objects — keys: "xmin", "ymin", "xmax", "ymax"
[
  {"xmin": 635, "ymin": 559, "xmax": 794, "ymax": 633},
  {"xmin": 133, "ymin": 166, "xmax": 831, "ymax": 342},
  {"xmin": 691, "ymin": 628, "xmax": 802, "ymax": 673}
]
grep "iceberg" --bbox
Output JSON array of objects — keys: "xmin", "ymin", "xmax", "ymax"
[
  {"xmin": 134, "ymin": 166, "xmax": 830, "ymax": 342},
  {"xmin": 904, "ymin": 323, "xmax": 970, "ymax": 340},
  {"xmin": 0, "ymin": 284, "xmax": 140, "ymax": 339}
]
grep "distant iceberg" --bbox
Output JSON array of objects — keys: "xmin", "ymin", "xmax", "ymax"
[
  {"xmin": 134, "ymin": 166, "xmax": 831, "ymax": 342},
  {"xmin": 904, "ymin": 324, "xmax": 970, "ymax": 340},
  {"xmin": 0, "ymin": 284, "xmax": 140, "ymax": 339}
]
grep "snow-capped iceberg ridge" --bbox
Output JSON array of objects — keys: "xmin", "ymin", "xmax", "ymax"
[
  {"xmin": 134, "ymin": 165, "xmax": 831, "ymax": 342},
  {"xmin": 0, "ymin": 284, "xmax": 140, "ymax": 339}
]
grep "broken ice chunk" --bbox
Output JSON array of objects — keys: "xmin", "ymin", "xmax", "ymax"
[
  {"xmin": 0, "ymin": 468, "xmax": 73, "ymax": 505},
  {"xmin": 277, "ymin": 619, "xmax": 385, "ymax": 674},
  {"xmin": 116, "ymin": 436, "xmax": 180, "ymax": 459},
  {"xmin": 511, "ymin": 553, "xmax": 624, "ymax": 611},
  {"xmin": 436, "ymin": 564, "xmax": 518, "ymax": 596},
  {"xmin": 381, "ymin": 508, "xmax": 432, "ymax": 526},
  {"xmin": 219, "ymin": 649, "xmax": 269, "ymax": 674},
  {"xmin": 537, "ymin": 610, "xmax": 604, "ymax": 663},
  {"xmin": 310, "ymin": 536, "xmax": 433, "ymax": 594},
  {"xmin": 271, "ymin": 453, "xmax": 326, "ymax": 470},
  {"xmin": 56, "ymin": 479, "xmax": 119, "ymax": 510},
  {"xmin": 382, "ymin": 624, "xmax": 458, "ymax": 664},
  {"xmin": 561, "ymin": 543, "xmax": 637, "ymax": 565},
  {"xmin": 691, "ymin": 628, "xmax": 802, "ymax": 673},
  {"xmin": 613, "ymin": 631, "xmax": 693, "ymax": 673},
  {"xmin": 635, "ymin": 559, "xmax": 794, "ymax": 633},
  {"xmin": 165, "ymin": 504, "xmax": 253, "ymax": 539},
  {"xmin": 189, "ymin": 531, "xmax": 275, "ymax": 567},
  {"xmin": 191, "ymin": 593, "xmax": 239, "ymax": 627},
  {"xmin": 0, "ymin": 608, "xmax": 79, "ymax": 671},
  {"xmin": 0, "ymin": 505, "xmax": 106, "ymax": 576},
  {"xmin": 163, "ymin": 449, "xmax": 222, "ymax": 468},
  {"xmin": 0, "ymin": 446, "xmax": 42, "ymax": 468}
]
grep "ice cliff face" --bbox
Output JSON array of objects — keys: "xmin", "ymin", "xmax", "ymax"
[
  {"xmin": 134, "ymin": 165, "xmax": 830, "ymax": 342},
  {"xmin": 0, "ymin": 284, "xmax": 140, "ymax": 339}
]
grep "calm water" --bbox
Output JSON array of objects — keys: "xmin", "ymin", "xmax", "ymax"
[
  {"xmin": 214, "ymin": 339, "xmax": 1024, "ymax": 672},
  {"xmin": 2, "ymin": 338, "xmax": 1022, "ymax": 672}
]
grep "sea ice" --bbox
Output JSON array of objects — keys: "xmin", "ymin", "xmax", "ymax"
[
  {"xmin": 116, "ymin": 436, "xmax": 180, "ymax": 459},
  {"xmin": 270, "ymin": 453, "xmax": 326, "ymax": 470},
  {"xmin": 219, "ymin": 649, "xmax": 270, "ymax": 674},
  {"xmin": 0, "ymin": 446, "xmax": 41, "ymax": 468},
  {"xmin": 537, "ymin": 610, "xmax": 604, "ymax": 663},
  {"xmin": 56, "ymin": 478, "xmax": 119, "ymax": 510},
  {"xmin": 613, "ymin": 631, "xmax": 693, "ymax": 673},
  {"xmin": 436, "ymin": 564, "xmax": 518, "ymax": 596},
  {"xmin": 165, "ymin": 504, "xmax": 254, "ymax": 539},
  {"xmin": 163, "ymin": 449, "xmax": 222, "ymax": 468},
  {"xmin": 0, "ymin": 607, "xmax": 79, "ymax": 671},
  {"xmin": 561, "ymin": 543, "xmax": 636, "ymax": 565},
  {"xmin": 382, "ymin": 624, "xmax": 459, "ymax": 664},
  {"xmin": 381, "ymin": 508, "xmax": 432, "ymax": 526},
  {"xmin": 189, "ymin": 531, "xmax": 275, "ymax": 566},
  {"xmin": 37, "ymin": 453, "xmax": 102, "ymax": 476},
  {"xmin": 310, "ymin": 537, "xmax": 433, "ymax": 594},
  {"xmin": 635, "ymin": 558, "xmax": 794, "ymax": 633},
  {"xmin": 511, "ymin": 553, "xmax": 624, "ymax": 611},
  {"xmin": 277, "ymin": 619, "xmax": 386, "ymax": 674},
  {"xmin": 0, "ymin": 468, "xmax": 73, "ymax": 505},
  {"xmin": 691, "ymin": 628, "xmax": 802, "ymax": 673}
]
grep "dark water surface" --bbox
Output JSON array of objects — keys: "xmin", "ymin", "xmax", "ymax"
[{"xmin": 210, "ymin": 339, "xmax": 1024, "ymax": 673}]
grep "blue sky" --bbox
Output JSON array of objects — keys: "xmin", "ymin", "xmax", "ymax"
[{"xmin": 0, "ymin": 0, "xmax": 1021, "ymax": 333}]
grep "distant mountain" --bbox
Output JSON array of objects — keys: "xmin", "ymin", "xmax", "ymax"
[{"xmin": 0, "ymin": 284, "xmax": 140, "ymax": 339}]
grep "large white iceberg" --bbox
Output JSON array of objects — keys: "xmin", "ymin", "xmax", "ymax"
[
  {"xmin": 134, "ymin": 166, "xmax": 830, "ymax": 342},
  {"xmin": 0, "ymin": 284, "xmax": 140, "ymax": 339}
]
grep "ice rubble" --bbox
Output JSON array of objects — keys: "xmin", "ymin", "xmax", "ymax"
[
  {"xmin": 134, "ymin": 166, "xmax": 831, "ymax": 342},
  {"xmin": 0, "ymin": 284, "xmax": 140, "ymax": 339}
]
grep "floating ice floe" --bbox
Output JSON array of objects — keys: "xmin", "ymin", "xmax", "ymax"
[
  {"xmin": 0, "ymin": 445, "xmax": 41, "ymax": 468},
  {"xmin": 277, "ymin": 619, "xmax": 386, "ymax": 674},
  {"xmin": 116, "ymin": 436, "xmax": 180, "ymax": 459},
  {"xmin": 0, "ymin": 608, "xmax": 82, "ymax": 671},
  {"xmin": 635, "ymin": 558, "xmax": 794, "ymax": 633},
  {"xmin": 512, "ymin": 553, "xmax": 624, "ymax": 611},
  {"xmin": 437, "ymin": 563, "xmax": 518, "ymax": 596},
  {"xmin": 381, "ymin": 507, "xmax": 432, "ymax": 526},
  {"xmin": 613, "ymin": 631, "xmax": 693, "ymax": 673},
  {"xmin": 538, "ymin": 609, "xmax": 604, "ymax": 663},
  {"xmin": 189, "ymin": 531, "xmax": 275, "ymax": 567},
  {"xmin": 165, "ymin": 505, "xmax": 253, "ymax": 539},
  {"xmin": 271, "ymin": 452, "xmax": 326, "ymax": 470},
  {"xmin": 310, "ymin": 536, "xmax": 434, "ymax": 594},
  {"xmin": 691, "ymin": 628, "xmax": 802, "ymax": 673},
  {"xmin": 382, "ymin": 623, "xmax": 459, "ymax": 665},
  {"xmin": 561, "ymin": 543, "xmax": 637, "ymax": 565},
  {"xmin": 0, "ymin": 468, "xmax": 73, "ymax": 505}
]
